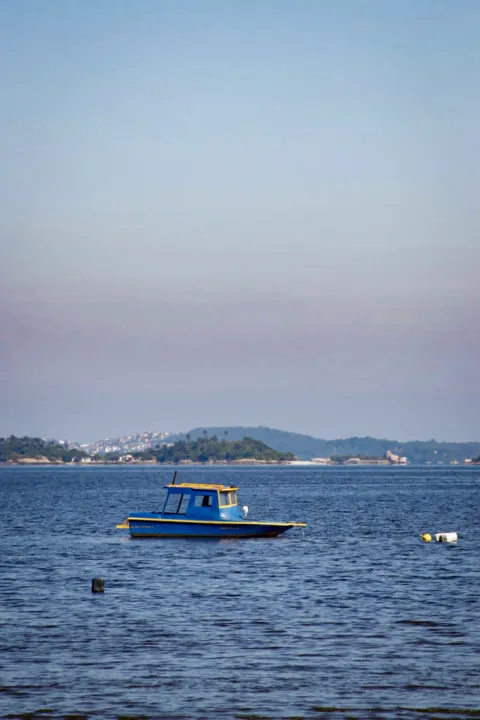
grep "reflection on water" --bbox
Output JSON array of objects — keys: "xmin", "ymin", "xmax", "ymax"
[{"xmin": 0, "ymin": 465, "xmax": 479, "ymax": 720}]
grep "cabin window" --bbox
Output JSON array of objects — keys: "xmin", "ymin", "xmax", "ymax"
[
  {"xmin": 164, "ymin": 494, "xmax": 181, "ymax": 514},
  {"xmin": 219, "ymin": 491, "xmax": 235, "ymax": 506},
  {"xmin": 194, "ymin": 494, "xmax": 213, "ymax": 507},
  {"xmin": 164, "ymin": 493, "xmax": 190, "ymax": 514},
  {"xmin": 178, "ymin": 494, "xmax": 191, "ymax": 514}
]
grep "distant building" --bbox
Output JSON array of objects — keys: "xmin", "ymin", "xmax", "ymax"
[
  {"xmin": 386, "ymin": 450, "xmax": 408, "ymax": 464},
  {"xmin": 119, "ymin": 454, "xmax": 134, "ymax": 463}
]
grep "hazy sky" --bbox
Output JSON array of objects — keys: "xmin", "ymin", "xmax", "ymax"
[{"xmin": 1, "ymin": 0, "xmax": 479, "ymax": 442}]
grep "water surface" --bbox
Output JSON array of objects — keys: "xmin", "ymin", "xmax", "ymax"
[{"xmin": 1, "ymin": 465, "xmax": 479, "ymax": 720}]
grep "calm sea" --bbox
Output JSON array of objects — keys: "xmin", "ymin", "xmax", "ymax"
[{"xmin": 0, "ymin": 465, "xmax": 479, "ymax": 720}]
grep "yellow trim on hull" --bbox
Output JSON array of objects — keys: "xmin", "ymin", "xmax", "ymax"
[{"xmin": 127, "ymin": 516, "xmax": 306, "ymax": 527}]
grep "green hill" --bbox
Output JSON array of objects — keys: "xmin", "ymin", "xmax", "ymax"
[{"xmin": 131, "ymin": 435, "xmax": 294, "ymax": 463}]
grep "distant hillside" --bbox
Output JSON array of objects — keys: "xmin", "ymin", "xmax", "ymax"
[
  {"xmin": 168, "ymin": 426, "xmax": 330, "ymax": 457},
  {"xmin": 167, "ymin": 426, "xmax": 480, "ymax": 463},
  {"xmin": 129, "ymin": 436, "xmax": 294, "ymax": 464},
  {"xmin": 81, "ymin": 430, "xmax": 170, "ymax": 456}
]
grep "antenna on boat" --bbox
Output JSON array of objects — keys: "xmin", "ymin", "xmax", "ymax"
[{"xmin": 171, "ymin": 470, "xmax": 178, "ymax": 485}]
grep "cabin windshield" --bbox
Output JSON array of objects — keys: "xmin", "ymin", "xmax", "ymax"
[
  {"xmin": 219, "ymin": 490, "xmax": 237, "ymax": 507},
  {"xmin": 194, "ymin": 494, "xmax": 213, "ymax": 507},
  {"xmin": 164, "ymin": 492, "xmax": 191, "ymax": 515}
]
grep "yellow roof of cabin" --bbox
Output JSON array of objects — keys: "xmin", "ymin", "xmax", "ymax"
[{"xmin": 165, "ymin": 482, "xmax": 238, "ymax": 491}]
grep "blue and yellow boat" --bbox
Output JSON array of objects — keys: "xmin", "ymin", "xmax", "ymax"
[{"xmin": 116, "ymin": 474, "xmax": 306, "ymax": 539}]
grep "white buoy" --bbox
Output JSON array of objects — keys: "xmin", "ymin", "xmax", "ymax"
[
  {"xmin": 434, "ymin": 532, "xmax": 458, "ymax": 543},
  {"xmin": 242, "ymin": 505, "xmax": 249, "ymax": 518}
]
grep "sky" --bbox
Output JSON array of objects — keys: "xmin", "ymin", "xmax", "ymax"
[{"xmin": 1, "ymin": 0, "xmax": 479, "ymax": 443}]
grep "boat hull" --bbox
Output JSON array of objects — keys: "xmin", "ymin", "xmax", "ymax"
[{"xmin": 127, "ymin": 517, "xmax": 302, "ymax": 538}]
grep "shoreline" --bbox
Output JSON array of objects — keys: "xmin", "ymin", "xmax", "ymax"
[{"xmin": 2, "ymin": 459, "xmax": 477, "ymax": 467}]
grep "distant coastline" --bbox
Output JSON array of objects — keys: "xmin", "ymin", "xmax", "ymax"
[
  {"xmin": 3, "ymin": 456, "xmax": 479, "ymax": 467},
  {"xmin": 2, "ymin": 429, "xmax": 479, "ymax": 466}
]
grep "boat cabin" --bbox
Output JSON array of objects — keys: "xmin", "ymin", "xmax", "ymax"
[{"xmin": 161, "ymin": 482, "xmax": 244, "ymax": 521}]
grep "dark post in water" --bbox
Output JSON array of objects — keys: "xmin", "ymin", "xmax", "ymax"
[{"xmin": 91, "ymin": 578, "xmax": 104, "ymax": 593}]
